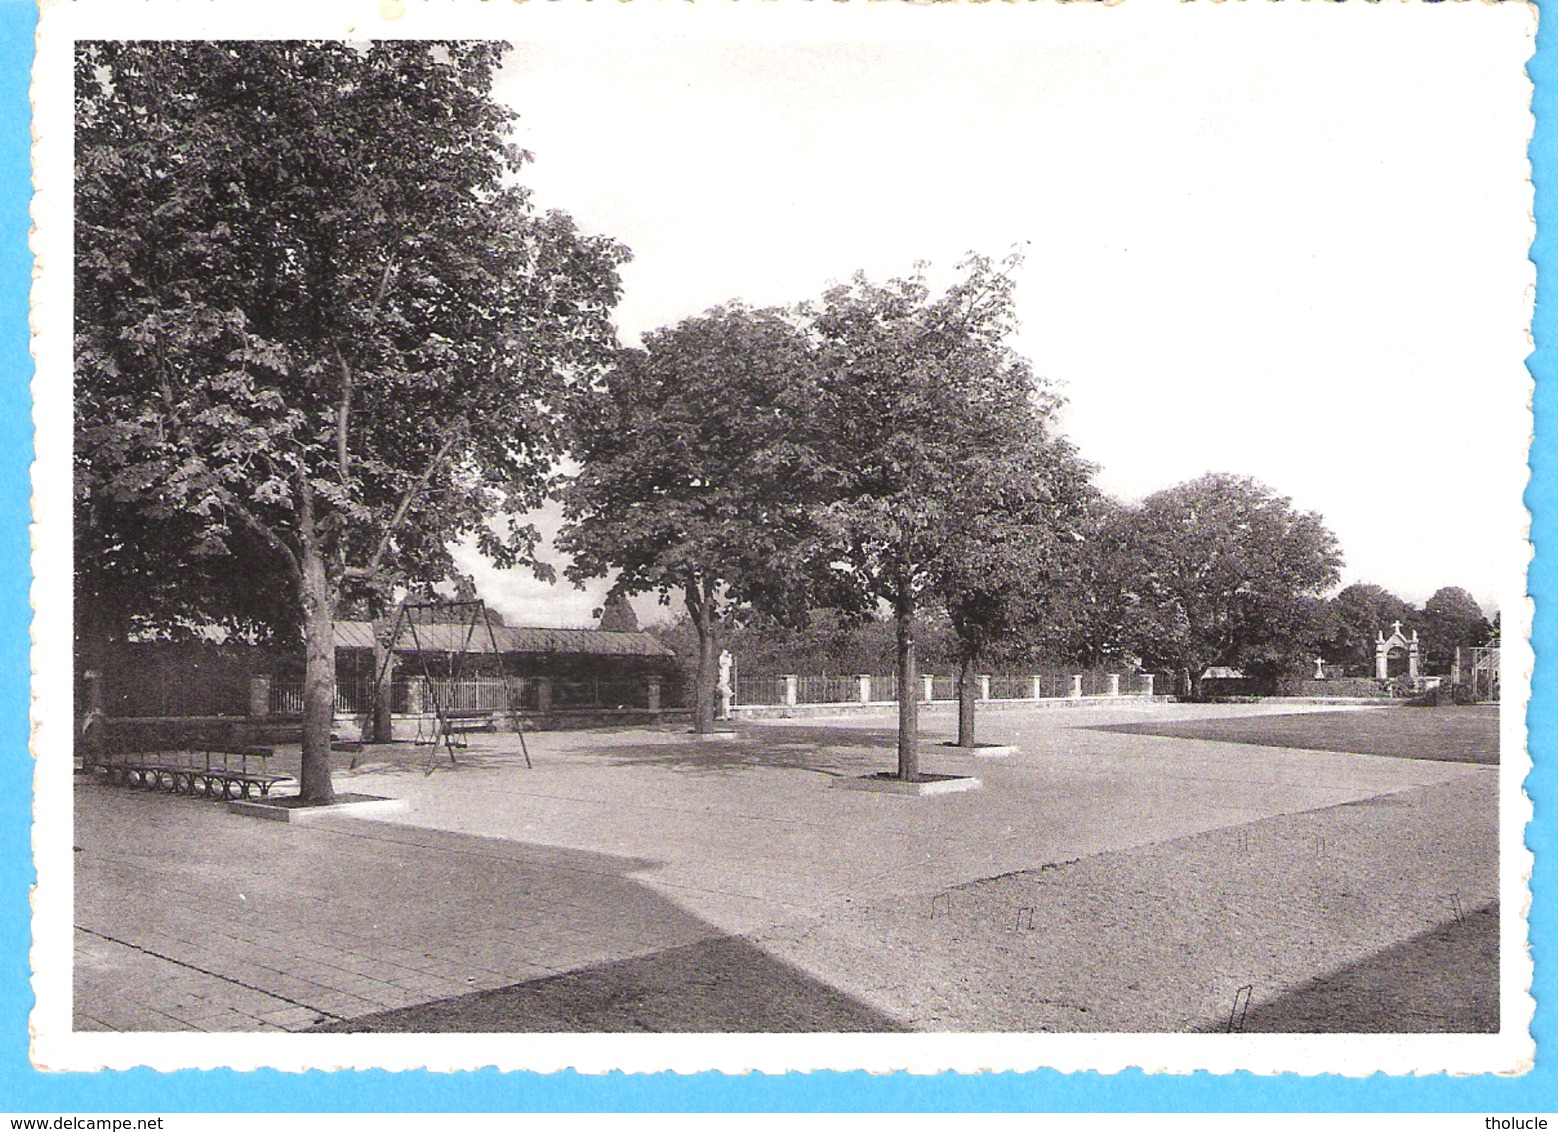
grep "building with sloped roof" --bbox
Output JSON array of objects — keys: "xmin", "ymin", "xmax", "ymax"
[
  {"xmin": 88, "ymin": 621, "xmax": 685, "ymax": 733},
  {"xmin": 326, "ymin": 620, "xmax": 682, "ymax": 726}
]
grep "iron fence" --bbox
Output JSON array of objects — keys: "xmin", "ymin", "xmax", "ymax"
[
  {"xmin": 735, "ymin": 675, "xmax": 788, "ymax": 706},
  {"xmin": 796, "ymin": 675, "xmax": 859, "ymax": 704},
  {"xmin": 731, "ymin": 668, "xmax": 1156, "ymax": 706},
  {"xmin": 987, "ymin": 675, "xmax": 1031, "ymax": 700}
]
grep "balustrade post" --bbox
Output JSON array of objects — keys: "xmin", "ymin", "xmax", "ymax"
[
  {"xmin": 978, "ymin": 675, "xmax": 991, "ymax": 701},
  {"xmin": 1071, "ymin": 674, "xmax": 1083, "ymax": 699},
  {"xmin": 923, "ymin": 674, "xmax": 934, "ymax": 703},
  {"xmin": 1031, "ymin": 675, "xmax": 1043, "ymax": 700},
  {"xmin": 1142, "ymin": 673, "xmax": 1155, "ymax": 698},
  {"xmin": 1108, "ymin": 673, "xmax": 1120, "ymax": 697},
  {"xmin": 783, "ymin": 675, "xmax": 798, "ymax": 708},
  {"xmin": 858, "ymin": 674, "xmax": 872, "ymax": 704},
  {"xmin": 249, "ymin": 674, "xmax": 272, "ymax": 717}
]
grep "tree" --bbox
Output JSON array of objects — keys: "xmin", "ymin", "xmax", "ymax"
[
  {"xmin": 597, "ymin": 592, "xmax": 640, "ymax": 633},
  {"xmin": 75, "ymin": 42, "xmax": 628, "ymax": 801},
  {"xmin": 1323, "ymin": 582, "xmax": 1419, "ymax": 672},
  {"xmin": 933, "ymin": 434, "xmax": 1096, "ymax": 747},
  {"xmin": 557, "ymin": 305, "xmax": 824, "ymax": 733},
  {"xmin": 1031, "ymin": 494, "xmax": 1137, "ymax": 671},
  {"xmin": 1113, "ymin": 474, "xmax": 1343, "ymax": 699},
  {"xmin": 805, "ymin": 253, "xmax": 1062, "ymax": 778},
  {"xmin": 1420, "ymin": 586, "xmax": 1492, "ymax": 673}
]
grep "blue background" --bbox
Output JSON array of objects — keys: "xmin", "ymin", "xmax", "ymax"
[{"xmin": 3, "ymin": 0, "xmax": 1550, "ymax": 1112}]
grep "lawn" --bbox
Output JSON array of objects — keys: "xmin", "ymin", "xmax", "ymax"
[{"xmin": 1094, "ymin": 704, "xmax": 1499, "ymax": 765}]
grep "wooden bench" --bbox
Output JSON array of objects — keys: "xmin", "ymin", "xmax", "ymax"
[{"xmin": 441, "ymin": 710, "xmax": 497, "ymax": 735}]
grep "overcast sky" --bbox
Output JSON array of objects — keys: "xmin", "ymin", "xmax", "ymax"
[{"xmin": 448, "ymin": 3, "xmax": 1534, "ymax": 628}]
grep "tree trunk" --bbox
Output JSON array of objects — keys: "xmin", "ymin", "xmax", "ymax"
[
  {"xmin": 687, "ymin": 580, "xmax": 716, "ymax": 735},
  {"xmin": 957, "ymin": 651, "xmax": 977, "ymax": 748},
  {"xmin": 296, "ymin": 520, "xmax": 337, "ymax": 805},
  {"xmin": 895, "ymin": 588, "xmax": 919, "ymax": 781},
  {"xmin": 370, "ymin": 618, "xmax": 394, "ymax": 744},
  {"xmin": 1187, "ymin": 667, "xmax": 1202, "ymax": 702}
]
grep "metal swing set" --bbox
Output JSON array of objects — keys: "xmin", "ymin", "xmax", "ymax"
[{"xmin": 373, "ymin": 598, "xmax": 532, "ymax": 773}]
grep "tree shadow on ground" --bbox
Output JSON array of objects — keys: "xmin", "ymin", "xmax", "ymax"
[
  {"xmin": 335, "ymin": 727, "xmax": 909, "ymax": 779},
  {"xmin": 1209, "ymin": 901, "xmax": 1499, "ymax": 1033},
  {"xmin": 588, "ymin": 725, "xmax": 912, "ymax": 778},
  {"xmin": 310, "ymin": 934, "xmax": 908, "ymax": 1032}
]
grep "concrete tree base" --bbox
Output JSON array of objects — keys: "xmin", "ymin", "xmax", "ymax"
[
  {"xmin": 831, "ymin": 772, "xmax": 982, "ymax": 797},
  {"xmin": 228, "ymin": 794, "xmax": 408, "ymax": 824},
  {"xmin": 940, "ymin": 742, "xmax": 1018, "ymax": 758}
]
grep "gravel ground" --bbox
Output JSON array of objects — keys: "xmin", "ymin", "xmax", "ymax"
[
  {"xmin": 746, "ymin": 771, "xmax": 1497, "ymax": 1032},
  {"xmin": 86, "ymin": 702, "xmax": 1499, "ymax": 1034},
  {"xmin": 314, "ymin": 767, "xmax": 1496, "ymax": 1033}
]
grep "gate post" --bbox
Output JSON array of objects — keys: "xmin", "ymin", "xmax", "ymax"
[
  {"xmin": 249, "ymin": 674, "xmax": 272, "ymax": 717},
  {"xmin": 1071, "ymin": 674, "xmax": 1083, "ymax": 699},
  {"xmin": 783, "ymin": 675, "xmax": 798, "ymax": 708}
]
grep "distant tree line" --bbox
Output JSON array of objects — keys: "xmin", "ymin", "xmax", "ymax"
[
  {"xmin": 1318, "ymin": 583, "xmax": 1496, "ymax": 676},
  {"xmin": 558, "ymin": 255, "xmax": 1358, "ymax": 770}
]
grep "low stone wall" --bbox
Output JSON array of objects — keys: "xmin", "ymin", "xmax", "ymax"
[
  {"xmin": 731, "ymin": 695, "xmax": 1169, "ymax": 721},
  {"xmin": 335, "ymin": 708, "xmax": 692, "ymax": 740},
  {"xmin": 1274, "ymin": 678, "xmax": 1389, "ymax": 698}
]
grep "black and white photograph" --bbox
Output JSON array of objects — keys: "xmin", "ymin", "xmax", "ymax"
[{"xmin": 30, "ymin": 0, "xmax": 1534, "ymax": 1075}]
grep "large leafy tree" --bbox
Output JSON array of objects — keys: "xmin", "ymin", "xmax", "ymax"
[
  {"xmin": 1113, "ymin": 474, "xmax": 1343, "ymax": 698},
  {"xmin": 933, "ymin": 433, "xmax": 1096, "ymax": 747},
  {"xmin": 806, "ymin": 253, "xmax": 1060, "ymax": 778},
  {"xmin": 1323, "ymin": 582, "xmax": 1420, "ymax": 673},
  {"xmin": 76, "ymin": 41, "xmax": 627, "ymax": 801},
  {"xmin": 1420, "ymin": 585, "xmax": 1492, "ymax": 673},
  {"xmin": 557, "ymin": 305, "xmax": 826, "ymax": 733}
]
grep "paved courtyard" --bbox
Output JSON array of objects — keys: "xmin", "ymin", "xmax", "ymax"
[{"xmin": 72, "ymin": 700, "xmax": 1500, "ymax": 1032}]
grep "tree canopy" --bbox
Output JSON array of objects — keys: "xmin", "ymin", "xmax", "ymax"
[
  {"xmin": 804, "ymin": 253, "xmax": 1074, "ymax": 773},
  {"xmin": 1112, "ymin": 474, "xmax": 1343, "ymax": 696},
  {"xmin": 75, "ymin": 41, "xmax": 628, "ymax": 798},
  {"xmin": 929, "ymin": 417, "xmax": 1096, "ymax": 745},
  {"xmin": 557, "ymin": 304, "xmax": 824, "ymax": 731},
  {"xmin": 1420, "ymin": 585, "xmax": 1493, "ymax": 671},
  {"xmin": 1323, "ymin": 582, "xmax": 1419, "ymax": 672},
  {"xmin": 597, "ymin": 592, "xmax": 640, "ymax": 633}
]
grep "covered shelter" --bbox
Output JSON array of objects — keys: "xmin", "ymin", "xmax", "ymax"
[{"xmin": 328, "ymin": 621, "xmax": 682, "ymax": 729}]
